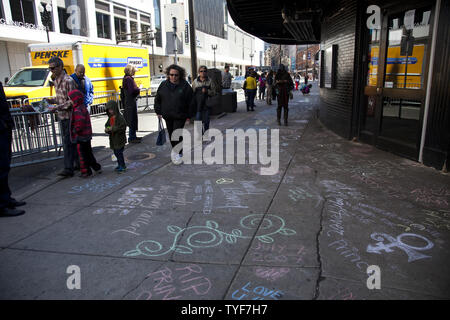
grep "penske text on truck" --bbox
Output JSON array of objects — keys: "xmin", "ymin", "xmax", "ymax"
[{"xmin": 4, "ymin": 42, "xmax": 151, "ymax": 106}]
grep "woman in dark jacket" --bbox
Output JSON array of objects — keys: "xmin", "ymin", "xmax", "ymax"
[
  {"xmin": 154, "ymin": 64, "xmax": 194, "ymax": 165},
  {"xmin": 275, "ymin": 64, "xmax": 294, "ymax": 126},
  {"xmin": 191, "ymin": 65, "xmax": 219, "ymax": 136},
  {"xmin": 122, "ymin": 64, "xmax": 141, "ymax": 143}
]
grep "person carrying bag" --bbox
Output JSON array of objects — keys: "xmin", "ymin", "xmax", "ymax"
[{"xmin": 156, "ymin": 117, "xmax": 166, "ymax": 146}]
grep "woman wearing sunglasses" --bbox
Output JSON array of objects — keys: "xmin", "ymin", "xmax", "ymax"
[{"xmin": 154, "ymin": 64, "xmax": 194, "ymax": 165}]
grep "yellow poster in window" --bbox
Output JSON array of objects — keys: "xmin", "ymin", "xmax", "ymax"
[{"xmin": 369, "ymin": 44, "xmax": 425, "ymax": 89}]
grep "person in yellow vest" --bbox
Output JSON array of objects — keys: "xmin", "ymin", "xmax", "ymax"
[{"xmin": 243, "ymin": 69, "xmax": 257, "ymax": 111}]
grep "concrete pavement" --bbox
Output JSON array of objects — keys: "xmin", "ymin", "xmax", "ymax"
[{"xmin": 1, "ymin": 83, "xmax": 449, "ymax": 300}]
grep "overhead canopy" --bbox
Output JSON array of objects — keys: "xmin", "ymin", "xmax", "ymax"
[{"xmin": 226, "ymin": 0, "xmax": 339, "ymax": 45}]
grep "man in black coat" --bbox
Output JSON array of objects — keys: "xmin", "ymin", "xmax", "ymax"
[{"xmin": 0, "ymin": 83, "xmax": 26, "ymax": 216}]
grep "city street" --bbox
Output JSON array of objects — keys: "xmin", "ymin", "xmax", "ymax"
[{"xmin": 1, "ymin": 83, "xmax": 449, "ymax": 301}]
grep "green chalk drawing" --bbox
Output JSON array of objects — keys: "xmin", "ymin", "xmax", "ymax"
[{"xmin": 124, "ymin": 214, "xmax": 296, "ymax": 257}]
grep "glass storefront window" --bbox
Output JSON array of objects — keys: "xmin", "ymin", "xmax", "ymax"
[
  {"xmin": 384, "ymin": 7, "xmax": 431, "ymax": 89},
  {"xmin": 366, "ymin": 29, "xmax": 380, "ymax": 86}
]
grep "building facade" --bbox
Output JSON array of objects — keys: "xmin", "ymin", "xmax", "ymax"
[
  {"xmin": 296, "ymin": 44, "xmax": 320, "ymax": 80},
  {"xmin": 318, "ymin": 0, "xmax": 449, "ymax": 170},
  {"xmin": 0, "ymin": 0, "xmax": 256, "ymax": 84},
  {"xmin": 228, "ymin": 0, "xmax": 449, "ymax": 170},
  {"xmin": 161, "ymin": 0, "xmax": 256, "ymax": 77}
]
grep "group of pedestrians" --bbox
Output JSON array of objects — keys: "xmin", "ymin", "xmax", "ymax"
[
  {"xmin": 1, "ymin": 60, "xmax": 308, "ymax": 217},
  {"xmin": 42, "ymin": 58, "xmax": 145, "ymax": 177},
  {"xmin": 44, "ymin": 57, "xmax": 101, "ymax": 178},
  {"xmin": 243, "ymin": 64, "xmax": 294, "ymax": 126},
  {"xmin": 154, "ymin": 64, "xmax": 220, "ymax": 164}
]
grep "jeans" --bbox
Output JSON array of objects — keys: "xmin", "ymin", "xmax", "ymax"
[
  {"xmin": 128, "ymin": 127, "xmax": 137, "ymax": 141},
  {"xmin": 246, "ymin": 89, "xmax": 256, "ymax": 110},
  {"xmin": 259, "ymin": 87, "xmax": 266, "ymax": 100},
  {"xmin": 60, "ymin": 119, "xmax": 78, "ymax": 172},
  {"xmin": 196, "ymin": 109, "xmax": 210, "ymax": 134},
  {"xmin": 113, "ymin": 147, "xmax": 125, "ymax": 168},
  {"xmin": 165, "ymin": 118, "xmax": 186, "ymax": 155}
]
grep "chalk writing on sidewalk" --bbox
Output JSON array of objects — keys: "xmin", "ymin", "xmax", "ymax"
[
  {"xmin": 123, "ymin": 214, "xmax": 296, "ymax": 257},
  {"xmin": 231, "ymin": 281, "xmax": 284, "ymax": 300},
  {"xmin": 326, "ymin": 287, "xmax": 357, "ymax": 300},
  {"xmin": 193, "ymin": 180, "xmax": 214, "ymax": 215},
  {"xmin": 366, "ymin": 232, "xmax": 434, "ymax": 263},
  {"xmin": 135, "ymin": 264, "xmax": 211, "ymax": 300},
  {"xmin": 254, "ymin": 267, "xmax": 290, "ymax": 282},
  {"xmin": 68, "ymin": 176, "xmax": 133, "ymax": 194},
  {"xmin": 92, "ymin": 187, "xmax": 153, "ymax": 216},
  {"xmin": 250, "ymin": 243, "xmax": 307, "ymax": 265},
  {"xmin": 411, "ymin": 188, "xmax": 450, "ymax": 209}
]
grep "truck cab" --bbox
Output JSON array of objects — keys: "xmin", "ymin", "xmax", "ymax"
[{"xmin": 4, "ymin": 65, "xmax": 72, "ymax": 106}]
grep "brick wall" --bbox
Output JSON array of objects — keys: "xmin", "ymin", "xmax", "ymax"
[{"xmin": 319, "ymin": 0, "xmax": 358, "ymax": 139}]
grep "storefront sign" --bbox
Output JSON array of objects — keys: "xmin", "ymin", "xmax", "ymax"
[
  {"xmin": 185, "ymin": 20, "xmax": 189, "ymax": 44},
  {"xmin": 0, "ymin": 18, "xmax": 46, "ymax": 31}
]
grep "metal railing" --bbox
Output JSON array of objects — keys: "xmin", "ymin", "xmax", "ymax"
[
  {"xmin": 90, "ymin": 90, "xmax": 119, "ymax": 115},
  {"xmin": 6, "ymin": 98, "xmax": 25, "ymax": 109},
  {"xmin": 9, "ymin": 88, "xmax": 154, "ymax": 167},
  {"xmin": 10, "ymin": 109, "xmax": 64, "ymax": 168}
]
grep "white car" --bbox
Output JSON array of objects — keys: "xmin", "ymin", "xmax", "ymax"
[{"xmin": 150, "ymin": 74, "xmax": 167, "ymax": 96}]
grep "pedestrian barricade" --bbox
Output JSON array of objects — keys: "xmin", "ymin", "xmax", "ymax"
[
  {"xmin": 10, "ymin": 108, "xmax": 64, "ymax": 168},
  {"xmin": 90, "ymin": 90, "xmax": 119, "ymax": 116},
  {"xmin": 6, "ymin": 98, "xmax": 24, "ymax": 109},
  {"xmin": 9, "ymin": 88, "xmax": 154, "ymax": 167}
]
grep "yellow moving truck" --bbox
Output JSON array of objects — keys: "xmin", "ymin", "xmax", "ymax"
[{"xmin": 4, "ymin": 42, "xmax": 151, "ymax": 105}]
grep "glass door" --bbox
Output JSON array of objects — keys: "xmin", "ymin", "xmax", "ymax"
[{"xmin": 361, "ymin": 3, "xmax": 433, "ymax": 160}]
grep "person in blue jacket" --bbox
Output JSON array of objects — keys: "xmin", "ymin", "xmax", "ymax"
[{"xmin": 70, "ymin": 64, "xmax": 94, "ymax": 114}]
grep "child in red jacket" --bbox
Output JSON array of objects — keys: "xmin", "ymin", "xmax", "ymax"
[{"xmin": 68, "ymin": 89, "xmax": 101, "ymax": 178}]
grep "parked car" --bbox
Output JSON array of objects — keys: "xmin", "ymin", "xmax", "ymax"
[
  {"xmin": 150, "ymin": 74, "xmax": 167, "ymax": 96},
  {"xmin": 231, "ymin": 76, "xmax": 246, "ymax": 90}
]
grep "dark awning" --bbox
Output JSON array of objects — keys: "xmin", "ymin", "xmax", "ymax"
[{"xmin": 226, "ymin": 0, "xmax": 339, "ymax": 45}]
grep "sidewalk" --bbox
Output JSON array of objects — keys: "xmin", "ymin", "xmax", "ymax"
[{"xmin": 1, "ymin": 83, "xmax": 449, "ymax": 300}]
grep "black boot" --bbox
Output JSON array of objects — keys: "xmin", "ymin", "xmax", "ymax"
[
  {"xmin": 284, "ymin": 108, "xmax": 289, "ymax": 126},
  {"xmin": 277, "ymin": 108, "xmax": 281, "ymax": 125}
]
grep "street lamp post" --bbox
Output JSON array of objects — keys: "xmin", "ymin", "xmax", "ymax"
[
  {"xmin": 172, "ymin": 17, "xmax": 178, "ymax": 65},
  {"xmin": 148, "ymin": 30, "xmax": 156, "ymax": 76},
  {"xmin": 212, "ymin": 44, "xmax": 218, "ymax": 68},
  {"xmin": 38, "ymin": 3, "xmax": 52, "ymax": 43},
  {"xmin": 249, "ymin": 52, "xmax": 254, "ymax": 67}
]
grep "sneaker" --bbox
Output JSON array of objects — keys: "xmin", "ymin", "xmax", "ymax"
[
  {"xmin": 94, "ymin": 166, "xmax": 102, "ymax": 174},
  {"xmin": 117, "ymin": 166, "xmax": 127, "ymax": 173},
  {"xmin": 129, "ymin": 139, "xmax": 141, "ymax": 144},
  {"xmin": 172, "ymin": 153, "xmax": 183, "ymax": 165},
  {"xmin": 114, "ymin": 166, "xmax": 121, "ymax": 172}
]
